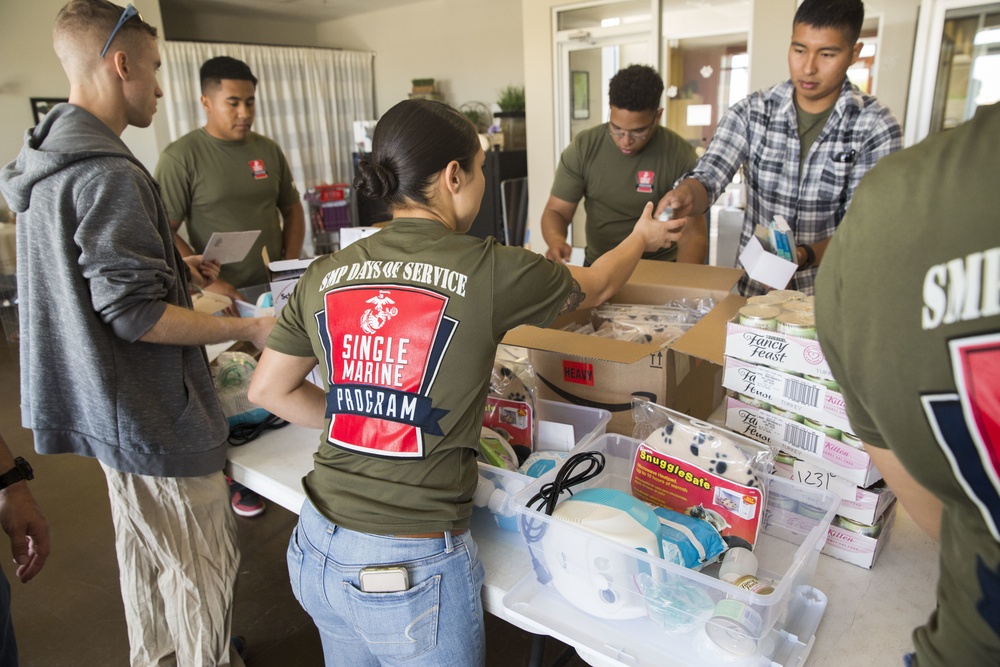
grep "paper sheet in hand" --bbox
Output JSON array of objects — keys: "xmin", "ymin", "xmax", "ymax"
[{"xmin": 202, "ymin": 230, "xmax": 261, "ymax": 265}]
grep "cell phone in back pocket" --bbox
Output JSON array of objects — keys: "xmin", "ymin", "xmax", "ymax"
[{"xmin": 359, "ymin": 565, "xmax": 409, "ymax": 593}]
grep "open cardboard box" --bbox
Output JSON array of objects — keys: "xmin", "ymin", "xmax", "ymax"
[
  {"xmin": 262, "ymin": 248, "xmax": 316, "ymax": 317},
  {"xmin": 501, "ymin": 261, "xmax": 744, "ymax": 434}
]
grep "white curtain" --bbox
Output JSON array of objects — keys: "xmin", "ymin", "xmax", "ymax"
[{"xmin": 159, "ymin": 41, "xmax": 374, "ymax": 254}]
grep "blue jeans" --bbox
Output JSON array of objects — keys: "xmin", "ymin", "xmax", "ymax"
[{"xmin": 288, "ymin": 499, "xmax": 485, "ymax": 666}]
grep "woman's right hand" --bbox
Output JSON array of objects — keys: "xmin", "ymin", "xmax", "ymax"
[{"xmin": 632, "ymin": 202, "xmax": 683, "ymax": 253}]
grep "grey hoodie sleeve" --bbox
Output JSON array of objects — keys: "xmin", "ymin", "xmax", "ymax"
[{"xmin": 75, "ymin": 164, "xmax": 174, "ymax": 342}]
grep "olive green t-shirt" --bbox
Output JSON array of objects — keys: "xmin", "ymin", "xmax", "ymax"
[
  {"xmin": 551, "ymin": 124, "xmax": 698, "ymax": 265},
  {"xmin": 816, "ymin": 103, "xmax": 1000, "ymax": 667},
  {"xmin": 796, "ymin": 103, "xmax": 834, "ymax": 179},
  {"xmin": 266, "ymin": 218, "xmax": 573, "ymax": 534},
  {"xmin": 155, "ymin": 129, "xmax": 300, "ymax": 288}
]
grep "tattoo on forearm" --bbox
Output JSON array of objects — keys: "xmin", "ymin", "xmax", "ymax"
[{"xmin": 561, "ymin": 279, "xmax": 586, "ymax": 314}]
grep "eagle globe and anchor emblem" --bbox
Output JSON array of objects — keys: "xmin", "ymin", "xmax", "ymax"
[{"xmin": 360, "ymin": 290, "xmax": 398, "ymax": 334}]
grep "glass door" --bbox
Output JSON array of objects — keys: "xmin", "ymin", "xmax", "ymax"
[
  {"xmin": 553, "ymin": 1, "xmax": 658, "ymax": 162},
  {"xmin": 907, "ymin": 1, "xmax": 1000, "ymax": 143}
]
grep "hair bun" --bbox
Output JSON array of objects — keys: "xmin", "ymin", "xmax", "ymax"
[{"xmin": 354, "ymin": 159, "xmax": 398, "ymax": 200}]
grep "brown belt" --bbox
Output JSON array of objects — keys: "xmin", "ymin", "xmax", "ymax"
[{"xmin": 394, "ymin": 528, "xmax": 468, "ymax": 539}]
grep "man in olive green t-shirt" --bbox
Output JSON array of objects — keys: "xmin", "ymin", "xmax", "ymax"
[
  {"xmin": 816, "ymin": 103, "xmax": 1000, "ymax": 666},
  {"xmin": 542, "ymin": 64, "xmax": 705, "ymax": 265},
  {"xmin": 155, "ymin": 56, "xmax": 305, "ymax": 297}
]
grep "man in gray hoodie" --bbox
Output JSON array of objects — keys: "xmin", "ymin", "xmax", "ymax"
[{"xmin": 0, "ymin": 2, "xmax": 274, "ymax": 664}]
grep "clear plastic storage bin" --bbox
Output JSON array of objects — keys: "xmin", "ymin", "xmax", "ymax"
[
  {"xmin": 505, "ymin": 433, "xmax": 839, "ymax": 666},
  {"xmin": 475, "ymin": 400, "xmax": 610, "ymax": 536}
]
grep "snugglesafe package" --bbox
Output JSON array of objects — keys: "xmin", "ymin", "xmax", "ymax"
[{"xmin": 631, "ymin": 401, "xmax": 774, "ymax": 552}]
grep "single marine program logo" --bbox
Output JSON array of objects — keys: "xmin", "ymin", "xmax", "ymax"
[
  {"xmin": 248, "ymin": 159, "xmax": 268, "ymax": 180},
  {"xmin": 636, "ymin": 170, "xmax": 655, "ymax": 194},
  {"xmin": 317, "ymin": 285, "xmax": 455, "ymax": 458}
]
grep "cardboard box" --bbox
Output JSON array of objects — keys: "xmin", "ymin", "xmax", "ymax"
[
  {"xmin": 725, "ymin": 396, "xmax": 881, "ymax": 487},
  {"xmin": 262, "ymin": 248, "xmax": 316, "ymax": 317},
  {"xmin": 726, "ymin": 320, "xmax": 835, "ymax": 381},
  {"xmin": 501, "ymin": 262, "xmax": 744, "ymax": 435},
  {"xmin": 773, "ymin": 453, "xmax": 896, "ymax": 525},
  {"xmin": 723, "ymin": 357, "xmax": 855, "ymax": 435},
  {"xmin": 339, "ymin": 226, "xmax": 382, "ymax": 249},
  {"xmin": 739, "ymin": 235, "xmax": 797, "ymax": 289},
  {"xmin": 822, "ymin": 500, "xmax": 897, "ymax": 568}
]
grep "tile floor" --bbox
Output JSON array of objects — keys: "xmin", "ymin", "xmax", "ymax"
[{"xmin": 0, "ymin": 341, "xmax": 587, "ymax": 666}]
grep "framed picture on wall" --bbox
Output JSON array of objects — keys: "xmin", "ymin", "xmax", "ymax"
[
  {"xmin": 571, "ymin": 71, "xmax": 589, "ymax": 120},
  {"xmin": 30, "ymin": 98, "xmax": 68, "ymax": 126}
]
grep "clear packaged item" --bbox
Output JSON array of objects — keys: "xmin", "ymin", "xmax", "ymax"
[{"xmin": 483, "ymin": 356, "xmax": 537, "ymax": 453}]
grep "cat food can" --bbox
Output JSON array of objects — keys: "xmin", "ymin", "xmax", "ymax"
[
  {"xmin": 834, "ymin": 515, "xmax": 883, "ymax": 538},
  {"xmin": 746, "ymin": 293, "xmax": 788, "ymax": 307},
  {"xmin": 840, "ymin": 432, "xmax": 864, "ymax": 450},
  {"xmin": 782, "ymin": 300, "xmax": 815, "ymax": 314},
  {"xmin": 803, "ymin": 417, "xmax": 842, "ymax": 440},
  {"xmin": 706, "ymin": 599, "xmax": 765, "ymax": 656},
  {"xmin": 805, "ymin": 373, "xmax": 840, "ymax": 391},
  {"xmin": 769, "ymin": 289, "xmax": 805, "ymax": 301},
  {"xmin": 732, "ymin": 574, "xmax": 775, "ymax": 595},
  {"xmin": 738, "ymin": 305, "xmax": 780, "ymax": 331},
  {"xmin": 770, "ymin": 405, "xmax": 803, "ymax": 422},
  {"xmin": 737, "ymin": 393, "xmax": 771, "ymax": 410},
  {"xmin": 776, "ymin": 312, "xmax": 817, "ymax": 339}
]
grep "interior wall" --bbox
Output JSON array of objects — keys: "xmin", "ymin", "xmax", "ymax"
[
  {"xmin": 0, "ymin": 0, "xmax": 168, "ymax": 183},
  {"xmin": 315, "ymin": 0, "xmax": 524, "ymax": 117},
  {"xmin": 160, "ymin": 8, "xmax": 319, "ymax": 46},
  {"xmin": 865, "ymin": 0, "xmax": 920, "ymax": 125}
]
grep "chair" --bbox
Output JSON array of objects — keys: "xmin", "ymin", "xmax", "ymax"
[{"xmin": 500, "ymin": 177, "xmax": 528, "ymax": 247}]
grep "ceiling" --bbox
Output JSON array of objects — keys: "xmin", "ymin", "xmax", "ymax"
[{"xmin": 160, "ymin": 0, "xmax": 427, "ymax": 22}]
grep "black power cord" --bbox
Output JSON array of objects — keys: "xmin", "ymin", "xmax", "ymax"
[
  {"xmin": 227, "ymin": 413, "xmax": 290, "ymax": 446},
  {"xmin": 519, "ymin": 450, "xmax": 605, "ymax": 584}
]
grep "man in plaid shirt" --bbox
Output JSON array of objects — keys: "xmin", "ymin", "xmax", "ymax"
[{"xmin": 665, "ymin": 0, "xmax": 902, "ymax": 296}]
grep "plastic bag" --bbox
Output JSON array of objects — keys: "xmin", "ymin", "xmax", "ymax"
[
  {"xmin": 483, "ymin": 355, "xmax": 537, "ymax": 455},
  {"xmin": 629, "ymin": 398, "xmax": 775, "ymax": 550}
]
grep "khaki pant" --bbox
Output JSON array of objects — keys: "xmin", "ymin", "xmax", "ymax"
[{"xmin": 101, "ymin": 464, "xmax": 243, "ymax": 667}]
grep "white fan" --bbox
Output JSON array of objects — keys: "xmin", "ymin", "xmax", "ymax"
[{"xmin": 459, "ymin": 101, "xmax": 493, "ymax": 133}]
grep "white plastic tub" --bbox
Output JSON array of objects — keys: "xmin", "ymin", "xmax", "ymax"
[{"xmin": 506, "ymin": 433, "xmax": 839, "ymax": 666}]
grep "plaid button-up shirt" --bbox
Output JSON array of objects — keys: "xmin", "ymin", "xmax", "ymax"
[{"xmin": 684, "ymin": 79, "xmax": 902, "ymax": 296}]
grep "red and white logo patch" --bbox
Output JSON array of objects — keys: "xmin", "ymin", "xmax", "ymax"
[
  {"xmin": 317, "ymin": 284, "xmax": 455, "ymax": 458},
  {"xmin": 636, "ymin": 170, "xmax": 655, "ymax": 194},
  {"xmin": 248, "ymin": 159, "xmax": 268, "ymax": 180}
]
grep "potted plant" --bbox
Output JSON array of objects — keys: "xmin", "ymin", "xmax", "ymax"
[{"xmin": 495, "ymin": 85, "xmax": 526, "ymax": 150}]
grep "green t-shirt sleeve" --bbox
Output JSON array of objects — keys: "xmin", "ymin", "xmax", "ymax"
[
  {"xmin": 490, "ymin": 245, "xmax": 573, "ymax": 339},
  {"xmin": 266, "ymin": 267, "xmax": 317, "ymax": 358},
  {"xmin": 153, "ymin": 149, "xmax": 191, "ymax": 224},
  {"xmin": 550, "ymin": 138, "xmax": 587, "ymax": 204}
]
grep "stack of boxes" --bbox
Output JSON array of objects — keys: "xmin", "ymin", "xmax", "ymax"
[{"xmin": 721, "ymin": 290, "xmax": 897, "ymax": 568}]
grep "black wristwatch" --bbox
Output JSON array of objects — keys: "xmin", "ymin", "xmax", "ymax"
[
  {"xmin": 797, "ymin": 244, "xmax": 816, "ymax": 270},
  {"xmin": 0, "ymin": 457, "xmax": 33, "ymax": 490}
]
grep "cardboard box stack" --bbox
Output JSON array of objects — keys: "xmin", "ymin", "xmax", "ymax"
[
  {"xmin": 501, "ymin": 261, "xmax": 744, "ymax": 435},
  {"xmin": 721, "ymin": 289, "xmax": 896, "ymax": 568}
]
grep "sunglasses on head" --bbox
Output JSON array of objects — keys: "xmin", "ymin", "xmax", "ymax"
[{"xmin": 100, "ymin": 4, "xmax": 142, "ymax": 58}]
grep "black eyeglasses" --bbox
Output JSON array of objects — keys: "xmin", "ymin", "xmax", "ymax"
[{"xmin": 101, "ymin": 4, "xmax": 142, "ymax": 58}]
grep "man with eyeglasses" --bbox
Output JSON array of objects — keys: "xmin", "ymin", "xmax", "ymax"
[
  {"xmin": 0, "ymin": 1, "xmax": 272, "ymax": 664},
  {"xmin": 663, "ymin": 0, "xmax": 902, "ymax": 296},
  {"xmin": 542, "ymin": 64, "xmax": 707, "ymax": 265}
]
